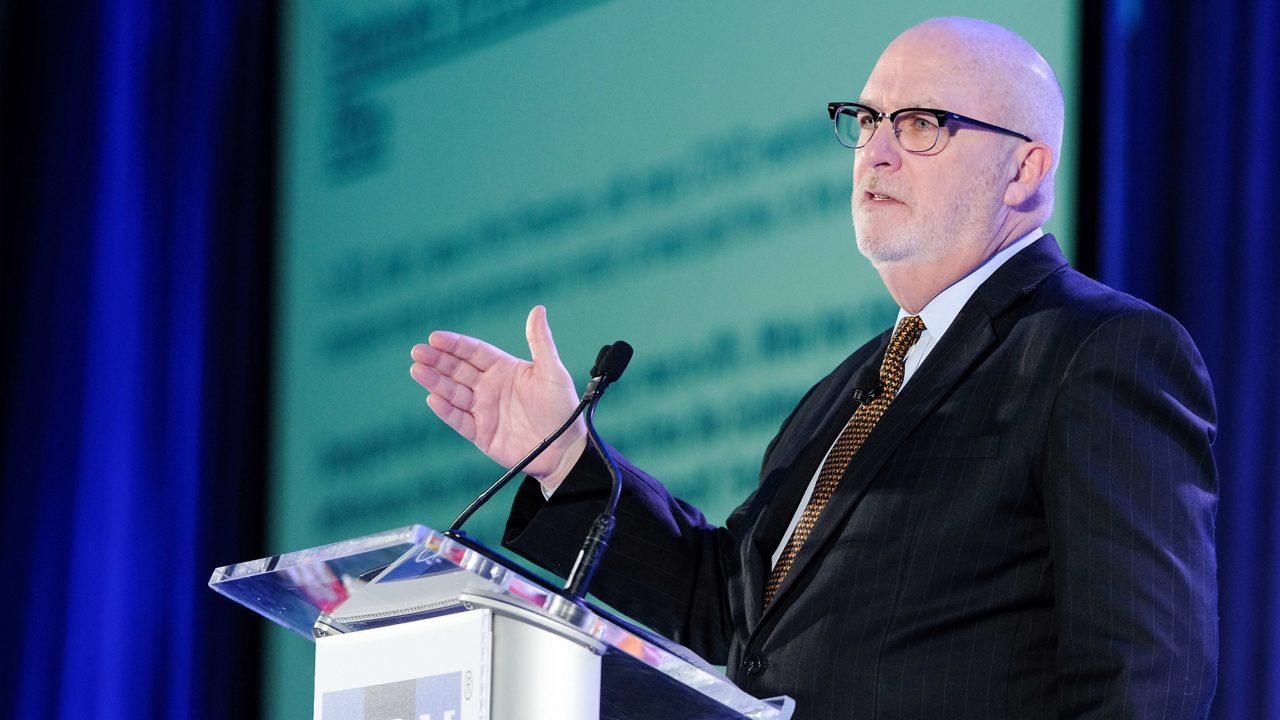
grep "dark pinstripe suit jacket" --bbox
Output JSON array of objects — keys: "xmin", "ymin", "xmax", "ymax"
[{"xmin": 504, "ymin": 236, "xmax": 1219, "ymax": 719}]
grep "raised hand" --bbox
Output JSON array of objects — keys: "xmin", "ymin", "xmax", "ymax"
[{"xmin": 409, "ymin": 305, "xmax": 587, "ymax": 492}]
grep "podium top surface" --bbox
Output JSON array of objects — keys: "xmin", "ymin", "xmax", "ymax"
[{"xmin": 210, "ymin": 525, "xmax": 792, "ymax": 720}]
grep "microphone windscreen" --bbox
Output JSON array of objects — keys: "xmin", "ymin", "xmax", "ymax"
[
  {"xmin": 589, "ymin": 343, "xmax": 612, "ymax": 377},
  {"xmin": 600, "ymin": 341, "xmax": 633, "ymax": 381}
]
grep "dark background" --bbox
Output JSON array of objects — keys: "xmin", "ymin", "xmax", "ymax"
[{"xmin": 2, "ymin": 1, "xmax": 1276, "ymax": 718}]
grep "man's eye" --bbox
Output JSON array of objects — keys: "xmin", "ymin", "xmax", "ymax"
[{"xmin": 910, "ymin": 116, "xmax": 935, "ymax": 131}]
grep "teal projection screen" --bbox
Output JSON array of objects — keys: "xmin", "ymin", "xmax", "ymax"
[{"xmin": 267, "ymin": 1, "xmax": 1078, "ymax": 715}]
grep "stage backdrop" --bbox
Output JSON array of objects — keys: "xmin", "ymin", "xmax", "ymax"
[{"xmin": 267, "ymin": 1, "xmax": 1078, "ymax": 715}]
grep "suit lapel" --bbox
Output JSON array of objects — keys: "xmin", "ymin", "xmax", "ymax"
[
  {"xmin": 740, "ymin": 335, "xmax": 888, "ymax": 629},
  {"xmin": 759, "ymin": 235, "xmax": 1069, "ymax": 616}
]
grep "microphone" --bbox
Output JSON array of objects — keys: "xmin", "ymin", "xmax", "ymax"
[
  {"xmin": 850, "ymin": 382, "xmax": 881, "ymax": 403},
  {"xmin": 564, "ymin": 341, "xmax": 632, "ymax": 600},
  {"xmin": 447, "ymin": 341, "xmax": 632, "ymax": 534},
  {"xmin": 583, "ymin": 340, "xmax": 633, "ymax": 401},
  {"xmin": 848, "ymin": 361, "xmax": 882, "ymax": 405}
]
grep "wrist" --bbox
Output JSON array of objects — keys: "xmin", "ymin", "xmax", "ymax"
[{"xmin": 534, "ymin": 428, "xmax": 587, "ymax": 495}]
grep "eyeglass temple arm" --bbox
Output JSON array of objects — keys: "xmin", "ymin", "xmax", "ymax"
[{"xmin": 941, "ymin": 111, "xmax": 1032, "ymax": 142}]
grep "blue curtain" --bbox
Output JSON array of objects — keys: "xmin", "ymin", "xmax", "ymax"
[
  {"xmin": 0, "ymin": 3, "xmax": 273, "ymax": 718},
  {"xmin": 1093, "ymin": 1, "xmax": 1280, "ymax": 717}
]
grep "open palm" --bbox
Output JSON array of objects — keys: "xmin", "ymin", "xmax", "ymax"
[{"xmin": 409, "ymin": 306, "xmax": 586, "ymax": 483}]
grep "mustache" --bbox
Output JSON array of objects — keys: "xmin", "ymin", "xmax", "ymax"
[{"xmin": 858, "ymin": 176, "xmax": 910, "ymax": 201}]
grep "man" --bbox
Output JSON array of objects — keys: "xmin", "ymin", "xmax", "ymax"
[{"xmin": 410, "ymin": 17, "xmax": 1218, "ymax": 719}]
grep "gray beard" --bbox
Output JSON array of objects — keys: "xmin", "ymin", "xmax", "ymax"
[{"xmin": 852, "ymin": 168, "xmax": 1006, "ymax": 267}]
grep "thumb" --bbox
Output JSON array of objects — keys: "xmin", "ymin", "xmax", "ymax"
[{"xmin": 525, "ymin": 305, "xmax": 561, "ymax": 368}]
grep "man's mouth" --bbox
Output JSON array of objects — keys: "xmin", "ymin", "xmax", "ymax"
[{"xmin": 863, "ymin": 191, "xmax": 902, "ymax": 203}]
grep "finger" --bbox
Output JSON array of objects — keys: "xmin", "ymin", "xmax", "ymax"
[
  {"xmin": 426, "ymin": 393, "xmax": 477, "ymax": 443},
  {"xmin": 426, "ymin": 330, "xmax": 463, "ymax": 352},
  {"xmin": 410, "ymin": 364, "xmax": 477, "ymax": 410},
  {"xmin": 431, "ymin": 330, "xmax": 506, "ymax": 372},
  {"xmin": 410, "ymin": 361, "xmax": 441, "ymax": 391},
  {"xmin": 411, "ymin": 342, "xmax": 437, "ymax": 364},
  {"xmin": 415, "ymin": 344, "xmax": 483, "ymax": 387},
  {"xmin": 411, "ymin": 342, "xmax": 445, "ymax": 369},
  {"xmin": 525, "ymin": 305, "xmax": 561, "ymax": 367}
]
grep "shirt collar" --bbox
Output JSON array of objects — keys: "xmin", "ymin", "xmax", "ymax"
[{"xmin": 896, "ymin": 228, "xmax": 1044, "ymax": 340}]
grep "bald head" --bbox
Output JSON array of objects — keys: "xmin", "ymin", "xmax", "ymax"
[{"xmin": 877, "ymin": 17, "xmax": 1064, "ymax": 215}]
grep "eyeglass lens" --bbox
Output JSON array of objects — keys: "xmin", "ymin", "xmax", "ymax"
[{"xmin": 833, "ymin": 107, "xmax": 943, "ymax": 152}]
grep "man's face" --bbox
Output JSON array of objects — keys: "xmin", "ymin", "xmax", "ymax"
[{"xmin": 851, "ymin": 35, "xmax": 1011, "ymax": 267}]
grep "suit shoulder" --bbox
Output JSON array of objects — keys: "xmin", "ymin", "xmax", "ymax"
[
  {"xmin": 1026, "ymin": 268, "xmax": 1214, "ymax": 417},
  {"xmin": 1040, "ymin": 266, "xmax": 1154, "ymax": 315},
  {"xmin": 1028, "ymin": 266, "xmax": 1195, "ymax": 343}
]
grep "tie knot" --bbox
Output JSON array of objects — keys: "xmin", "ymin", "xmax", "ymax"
[
  {"xmin": 890, "ymin": 315, "xmax": 925, "ymax": 353},
  {"xmin": 879, "ymin": 315, "xmax": 925, "ymax": 386}
]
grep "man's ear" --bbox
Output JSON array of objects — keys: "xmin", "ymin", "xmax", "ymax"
[{"xmin": 1004, "ymin": 141, "xmax": 1053, "ymax": 207}]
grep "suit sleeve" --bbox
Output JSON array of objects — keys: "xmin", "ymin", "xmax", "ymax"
[
  {"xmin": 502, "ymin": 448, "xmax": 744, "ymax": 662},
  {"xmin": 502, "ymin": 380, "xmax": 826, "ymax": 664},
  {"xmin": 1043, "ymin": 308, "xmax": 1218, "ymax": 718}
]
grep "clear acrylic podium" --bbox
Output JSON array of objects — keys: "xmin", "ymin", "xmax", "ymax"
[{"xmin": 209, "ymin": 525, "xmax": 794, "ymax": 719}]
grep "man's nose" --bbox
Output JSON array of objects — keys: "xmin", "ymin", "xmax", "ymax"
[{"xmin": 857, "ymin": 120, "xmax": 902, "ymax": 171}]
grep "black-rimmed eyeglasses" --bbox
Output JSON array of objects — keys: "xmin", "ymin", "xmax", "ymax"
[{"xmin": 827, "ymin": 102, "xmax": 1032, "ymax": 153}]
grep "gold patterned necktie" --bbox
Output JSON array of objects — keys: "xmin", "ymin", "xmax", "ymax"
[{"xmin": 762, "ymin": 315, "xmax": 926, "ymax": 608}]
